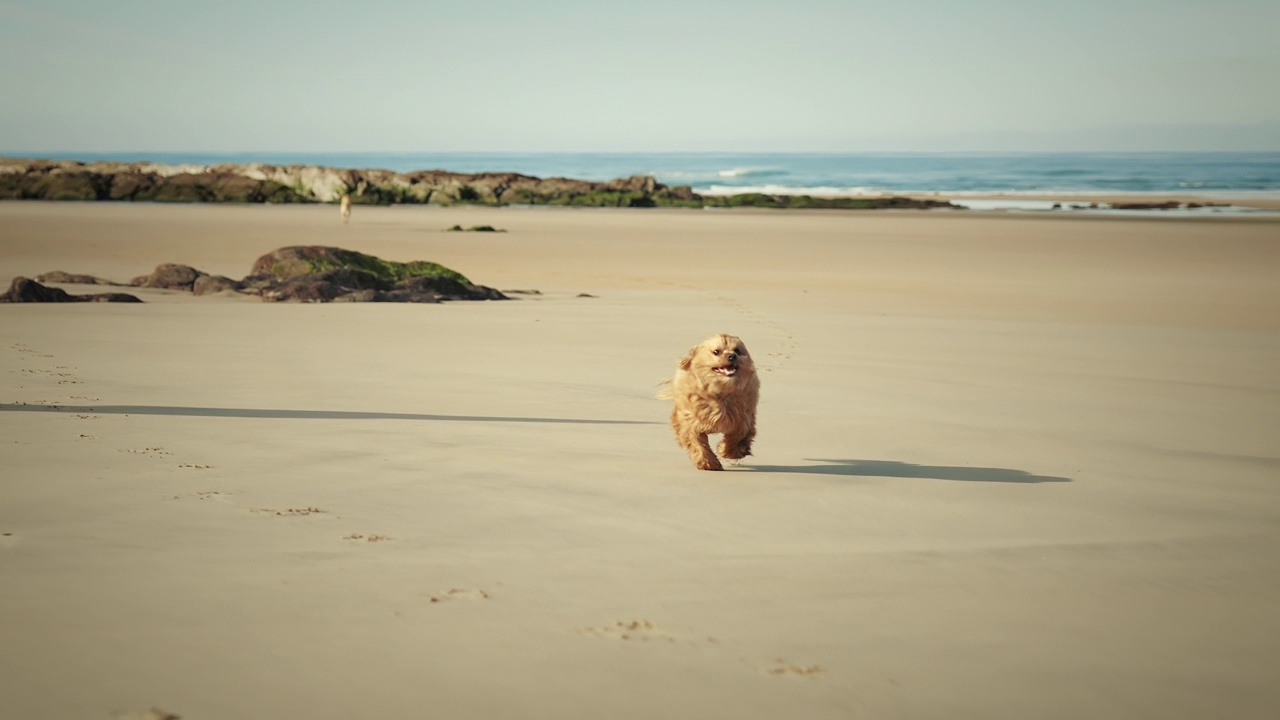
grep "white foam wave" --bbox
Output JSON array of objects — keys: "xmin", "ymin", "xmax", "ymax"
[
  {"xmin": 716, "ymin": 167, "xmax": 782, "ymax": 178},
  {"xmin": 696, "ymin": 185, "xmax": 1280, "ymax": 201},
  {"xmin": 695, "ymin": 184, "xmax": 888, "ymax": 197}
]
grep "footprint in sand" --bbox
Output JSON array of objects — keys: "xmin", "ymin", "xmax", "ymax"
[
  {"xmin": 578, "ymin": 619, "xmax": 677, "ymax": 643},
  {"xmin": 575, "ymin": 620, "xmax": 725, "ymax": 647},
  {"xmin": 1, "ymin": 531, "xmax": 18, "ymax": 548},
  {"xmin": 10, "ymin": 343, "xmax": 53, "ymax": 359},
  {"xmin": 249, "ymin": 506, "xmax": 327, "ymax": 517},
  {"xmin": 165, "ymin": 491, "xmax": 232, "ymax": 504},
  {"xmin": 118, "ymin": 447, "xmax": 173, "ymax": 457},
  {"xmin": 178, "ymin": 463, "xmax": 214, "ymax": 470},
  {"xmin": 763, "ymin": 659, "xmax": 825, "ymax": 678},
  {"xmin": 343, "ymin": 533, "xmax": 391, "ymax": 543},
  {"xmin": 427, "ymin": 588, "xmax": 490, "ymax": 603},
  {"xmin": 575, "ymin": 619, "xmax": 820, "ymax": 677}
]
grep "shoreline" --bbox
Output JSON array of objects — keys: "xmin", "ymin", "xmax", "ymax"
[{"xmin": 6, "ymin": 155, "xmax": 1279, "ymax": 211}]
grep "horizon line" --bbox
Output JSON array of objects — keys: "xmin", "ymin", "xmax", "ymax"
[{"xmin": 7, "ymin": 149, "xmax": 1280, "ymax": 156}]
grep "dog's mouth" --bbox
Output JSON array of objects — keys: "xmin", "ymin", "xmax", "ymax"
[{"xmin": 712, "ymin": 365, "xmax": 738, "ymax": 378}]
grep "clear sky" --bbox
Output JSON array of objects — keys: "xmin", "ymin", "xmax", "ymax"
[{"xmin": 2, "ymin": 0, "xmax": 1278, "ymax": 152}]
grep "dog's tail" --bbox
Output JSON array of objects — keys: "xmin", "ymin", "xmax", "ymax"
[{"xmin": 655, "ymin": 378, "xmax": 673, "ymax": 400}]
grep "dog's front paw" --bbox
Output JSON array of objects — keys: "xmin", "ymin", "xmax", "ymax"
[
  {"xmin": 718, "ymin": 439, "xmax": 753, "ymax": 460},
  {"xmin": 695, "ymin": 456, "xmax": 724, "ymax": 471}
]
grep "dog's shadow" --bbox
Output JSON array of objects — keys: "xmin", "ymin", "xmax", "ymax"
[{"xmin": 745, "ymin": 458, "xmax": 1071, "ymax": 483}]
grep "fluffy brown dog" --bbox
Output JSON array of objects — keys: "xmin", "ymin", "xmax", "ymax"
[{"xmin": 662, "ymin": 333, "xmax": 759, "ymax": 470}]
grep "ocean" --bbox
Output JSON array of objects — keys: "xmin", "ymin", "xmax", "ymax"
[{"xmin": 21, "ymin": 151, "xmax": 1280, "ymax": 205}]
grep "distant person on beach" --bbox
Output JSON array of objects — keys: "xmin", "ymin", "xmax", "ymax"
[{"xmin": 340, "ymin": 193, "xmax": 351, "ymax": 224}]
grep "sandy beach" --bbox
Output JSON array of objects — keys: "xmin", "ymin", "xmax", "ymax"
[{"xmin": 2, "ymin": 202, "xmax": 1279, "ymax": 719}]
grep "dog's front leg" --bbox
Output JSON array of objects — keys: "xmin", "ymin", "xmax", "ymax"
[
  {"xmin": 673, "ymin": 417, "xmax": 722, "ymax": 471},
  {"xmin": 688, "ymin": 430, "xmax": 723, "ymax": 471},
  {"xmin": 719, "ymin": 423, "xmax": 755, "ymax": 460}
]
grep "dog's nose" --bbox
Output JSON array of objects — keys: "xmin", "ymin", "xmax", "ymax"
[{"xmin": 726, "ymin": 352, "xmax": 737, "ymax": 362}]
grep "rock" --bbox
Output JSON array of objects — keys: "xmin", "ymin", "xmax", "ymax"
[
  {"xmin": 107, "ymin": 172, "xmax": 161, "ymax": 200},
  {"xmin": 129, "ymin": 263, "xmax": 205, "ymax": 290},
  {"xmin": 246, "ymin": 247, "xmax": 506, "ymax": 303},
  {"xmin": 192, "ymin": 274, "xmax": 243, "ymax": 296},
  {"xmin": 249, "ymin": 246, "xmax": 472, "ymax": 284},
  {"xmin": 331, "ymin": 289, "xmax": 381, "ymax": 303},
  {"xmin": 0, "ymin": 156, "xmax": 963, "ymax": 209},
  {"xmin": 1, "ymin": 277, "xmax": 78, "ymax": 302},
  {"xmin": 35, "ymin": 270, "xmax": 119, "ymax": 285},
  {"xmin": 260, "ymin": 268, "xmax": 391, "ymax": 303},
  {"xmin": 382, "ymin": 275, "xmax": 507, "ymax": 302},
  {"xmin": 0, "ymin": 277, "xmax": 142, "ymax": 303},
  {"xmin": 1110, "ymin": 201, "xmax": 1181, "ymax": 211},
  {"xmin": 87, "ymin": 292, "xmax": 144, "ymax": 303}
]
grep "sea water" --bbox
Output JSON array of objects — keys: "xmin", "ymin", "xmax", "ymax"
[{"xmin": 21, "ymin": 151, "xmax": 1280, "ymax": 208}]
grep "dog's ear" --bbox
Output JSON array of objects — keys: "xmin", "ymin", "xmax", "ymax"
[{"xmin": 677, "ymin": 346, "xmax": 696, "ymax": 370}]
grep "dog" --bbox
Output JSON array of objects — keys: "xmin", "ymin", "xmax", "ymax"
[
  {"xmin": 340, "ymin": 193, "xmax": 352, "ymax": 224},
  {"xmin": 661, "ymin": 333, "xmax": 759, "ymax": 470}
]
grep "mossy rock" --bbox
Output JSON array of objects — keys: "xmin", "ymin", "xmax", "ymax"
[
  {"xmin": 248, "ymin": 246, "xmax": 472, "ymax": 285},
  {"xmin": 30, "ymin": 173, "xmax": 107, "ymax": 201}
]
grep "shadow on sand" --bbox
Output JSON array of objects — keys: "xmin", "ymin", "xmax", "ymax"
[
  {"xmin": 747, "ymin": 458, "xmax": 1071, "ymax": 483},
  {"xmin": 0, "ymin": 403, "xmax": 656, "ymax": 426}
]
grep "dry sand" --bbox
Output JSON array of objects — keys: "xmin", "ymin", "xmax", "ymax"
[{"xmin": 2, "ymin": 202, "xmax": 1279, "ymax": 719}]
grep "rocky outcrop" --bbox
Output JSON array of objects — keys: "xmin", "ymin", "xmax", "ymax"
[
  {"xmin": 35, "ymin": 271, "xmax": 120, "ymax": 285},
  {"xmin": 245, "ymin": 246, "xmax": 505, "ymax": 303},
  {"xmin": 192, "ymin": 275, "xmax": 242, "ymax": 296},
  {"xmin": 0, "ymin": 156, "xmax": 957, "ymax": 210},
  {"xmin": 11, "ymin": 247, "xmax": 506, "ymax": 304},
  {"xmin": 129, "ymin": 263, "xmax": 205, "ymax": 290},
  {"xmin": 0, "ymin": 277, "xmax": 142, "ymax": 303},
  {"xmin": 0, "ymin": 159, "xmax": 309, "ymax": 203}
]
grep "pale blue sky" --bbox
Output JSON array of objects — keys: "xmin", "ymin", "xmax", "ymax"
[{"xmin": 2, "ymin": 0, "xmax": 1278, "ymax": 152}]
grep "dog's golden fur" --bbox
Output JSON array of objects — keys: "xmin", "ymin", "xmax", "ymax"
[
  {"xmin": 661, "ymin": 333, "xmax": 759, "ymax": 471},
  {"xmin": 340, "ymin": 193, "xmax": 351, "ymax": 224}
]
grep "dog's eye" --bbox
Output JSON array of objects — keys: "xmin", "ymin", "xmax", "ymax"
[
  {"xmin": 712, "ymin": 348, "xmax": 722, "ymax": 356},
  {"xmin": 735, "ymin": 346, "xmax": 746, "ymax": 355}
]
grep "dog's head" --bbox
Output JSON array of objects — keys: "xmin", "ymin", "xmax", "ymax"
[{"xmin": 678, "ymin": 333, "xmax": 755, "ymax": 385}]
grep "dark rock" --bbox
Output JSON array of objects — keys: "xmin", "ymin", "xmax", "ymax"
[
  {"xmin": 332, "ymin": 289, "xmax": 381, "ymax": 303},
  {"xmin": 382, "ymin": 275, "xmax": 507, "ymax": 302},
  {"xmin": 249, "ymin": 246, "xmax": 472, "ymax": 285},
  {"xmin": 85, "ymin": 292, "xmax": 145, "ymax": 303},
  {"xmin": 1110, "ymin": 201, "xmax": 1181, "ymax": 211},
  {"xmin": 1, "ymin": 277, "xmax": 77, "ymax": 302},
  {"xmin": 35, "ymin": 271, "xmax": 119, "ymax": 285},
  {"xmin": 107, "ymin": 172, "xmax": 161, "ymax": 200},
  {"xmin": 192, "ymin": 274, "xmax": 243, "ymax": 296},
  {"xmin": 1, "ymin": 277, "xmax": 142, "ymax": 303},
  {"xmin": 260, "ymin": 268, "xmax": 389, "ymax": 303},
  {"xmin": 246, "ymin": 249, "xmax": 506, "ymax": 304},
  {"xmin": 31, "ymin": 172, "xmax": 108, "ymax": 201},
  {"xmin": 130, "ymin": 263, "xmax": 205, "ymax": 290}
]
